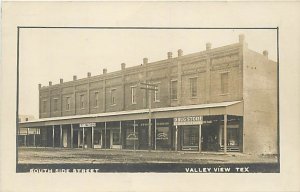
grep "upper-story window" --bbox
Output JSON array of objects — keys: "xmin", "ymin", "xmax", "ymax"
[
  {"xmin": 190, "ymin": 77, "xmax": 198, "ymax": 98},
  {"xmin": 171, "ymin": 80, "xmax": 178, "ymax": 100},
  {"xmin": 66, "ymin": 97, "xmax": 71, "ymax": 111},
  {"xmin": 131, "ymin": 86, "xmax": 137, "ymax": 104},
  {"xmin": 111, "ymin": 89, "xmax": 116, "ymax": 105},
  {"xmin": 80, "ymin": 94, "xmax": 85, "ymax": 109},
  {"xmin": 25, "ymin": 118, "xmax": 29, "ymax": 121},
  {"xmin": 94, "ymin": 92, "xmax": 99, "ymax": 107},
  {"xmin": 154, "ymin": 84, "xmax": 160, "ymax": 102},
  {"xmin": 221, "ymin": 72, "xmax": 229, "ymax": 94},
  {"xmin": 53, "ymin": 98, "xmax": 58, "ymax": 111},
  {"xmin": 42, "ymin": 100, "xmax": 47, "ymax": 113}
]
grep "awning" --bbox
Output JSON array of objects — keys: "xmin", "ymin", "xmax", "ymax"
[{"xmin": 19, "ymin": 101, "xmax": 243, "ymax": 128}]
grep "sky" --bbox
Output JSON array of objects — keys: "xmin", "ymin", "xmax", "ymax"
[{"xmin": 18, "ymin": 28, "xmax": 277, "ymax": 118}]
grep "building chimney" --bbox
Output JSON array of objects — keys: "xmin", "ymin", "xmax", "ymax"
[
  {"xmin": 167, "ymin": 52, "xmax": 172, "ymax": 59},
  {"xmin": 263, "ymin": 50, "xmax": 269, "ymax": 58},
  {"xmin": 73, "ymin": 75, "xmax": 77, "ymax": 81},
  {"xmin": 206, "ymin": 43, "xmax": 212, "ymax": 50},
  {"xmin": 121, "ymin": 63, "xmax": 126, "ymax": 70},
  {"xmin": 87, "ymin": 72, "xmax": 91, "ymax": 77},
  {"xmin": 38, "ymin": 84, "xmax": 42, "ymax": 89},
  {"xmin": 178, "ymin": 49, "xmax": 183, "ymax": 57},
  {"xmin": 49, "ymin": 81, "xmax": 52, "ymax": 86},
  {"xmin": 60, "ymin": 78, "xmax": 63, "ymax": 84},
  {"xmin": 239, "ymin": 34, "xmax": 245, "ymax": 44},
  {"xmin": 103, "ymin": 68, "xmax": 107, "ymax": 74},
  {"xmin": 143, "ymin": 58, "xmax": 148, "ymax": 65}
]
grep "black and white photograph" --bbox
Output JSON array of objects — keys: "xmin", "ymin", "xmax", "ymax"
[
  {"xmin": 17, "ymin": 27, "xmax": 279, "ymax": 173},
  {"xmin": 1, "ymin": 1, "xmax": 300, "ymax": 192}
]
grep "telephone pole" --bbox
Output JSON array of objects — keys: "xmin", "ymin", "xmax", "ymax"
[{"xmin": 140, "ymin": 82, "xmax": 158, "ymax": 151}]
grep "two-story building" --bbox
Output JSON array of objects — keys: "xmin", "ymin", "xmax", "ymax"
[{"xmin": 19, "ymin": 34, "xmax": 278, "ymax": 154}]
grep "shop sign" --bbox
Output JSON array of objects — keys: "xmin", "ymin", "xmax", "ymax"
[
  {"xmin": 126, "ymin": 133, "xmax": 138, "ymax": 140},
  {"xmin": 174, "ymin": 116, "xmax": 203, "ymax": 126},
  {"xmin": 156, "ymin": 133, "xmax": 168, "ymax": 140},
  {"xmin": 79, "ymin": 122, "xmax": 96, "ymax": 127}
]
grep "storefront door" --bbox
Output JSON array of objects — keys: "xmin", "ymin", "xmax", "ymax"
[
  {"xmin": 110, "ymin": 129, "xmax": 121, "ymax": 149},
  {"xmin": 181, "ymin": 126, "xmax": 199, "ymax": 151}
]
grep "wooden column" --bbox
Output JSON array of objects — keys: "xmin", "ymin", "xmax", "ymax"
[
  {"xmin": 70, "ymin": 124, "xmax": 73, "ymax": 148},
  {"xmin": 119, "ymin": 121, "xmax": 122, "ymax": 149},
  {"xmin": 104, "ymin": 122, "xmax": 107, "ymax": 149},
  {"xmin": 133, "ymin": 120, "xmax": 136, "ymax": 151},
  {"xmin": 175, "ymin": 125, "xmax": 178, "ymax": 151},
  {"xmin": 52, "ymin": 125, "xmax": 55, "ymax": 148},
  {"xmin": 60, "ymin": 125, "xmax": 63, "ymax": 148},
  {"xmin": 82, "ymin": 127, "xmax": 85, "ymax": 149},
  {"xmin": 224, "ymin": 114, "xmax": 227, "ymax": 153},
  {"xmin": 154, "ymin": 119, "xmax": 157, "ymax": 150},
  {"xmin": 91, "ymin": 126, "xmax": 94, "ymax": 149},
  {"xmin": 199, "ymin": 124, "xmax": 202, "ymax": 153}
]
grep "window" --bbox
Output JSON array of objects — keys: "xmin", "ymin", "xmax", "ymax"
[
  {"xmin": 94, "ymin": 92, "xmax": 99, "ymax": 107},
  {"xmin": 221, "ymin": 72, "xmax": 229, "ymax": 94},
  {"xmin": 66, "ymin": 97, "xmax": 70, "ymax": 111},
  {"xmin": 53, "ymin": 98, "xmax": 58, "ymax": 111},
  {"xmin": 190, "ymin": 77, "xmax": 197, "ymax": 97},
  {"xmin": 111, "ymin": 89, "xmax": 116, "ymax": 105},
  {"xmin": 25, "ymin": 118, "xmax": 29, "ymax": 121},
  {"xmin": 154, "ymin": 84, "xmax": 160, "ymax": 102},
  {"xmin": 171, "ymin": 80, "xmax": 178, "ymax": 100},
  {"xmin": 131, "ymin": 86, "xmax": 137, "ymax": 104},
  {"xmin": 42, "ymin": 100, "xmax": 47, "ymax": 113},
  {"xmin": 80, "ymin": 94, "xmax": 85, "ymax": 109}
]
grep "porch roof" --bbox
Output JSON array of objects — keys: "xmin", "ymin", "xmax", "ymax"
[{"xmin": 19, "ymin": 100, "xmax": 243, "ymax": 128}]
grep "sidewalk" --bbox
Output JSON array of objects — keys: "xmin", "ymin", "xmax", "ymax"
[{"xmin": 18, "ymin": 147, "xmax": 278, "ymax": 164}]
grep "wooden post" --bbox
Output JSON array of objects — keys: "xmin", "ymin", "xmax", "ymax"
[
  {"xmin": 52, "ymin": 125, "xmax": 55, "ymax": 148},
  {"xmin": 224, "ymin": 114, "xmax": 227, "ymax": 153},
  {"xmin": 60, "ymin": 125, "xmax": 63, "ymax": 148},
  {"xmin": 175, "ymin": 125, "xmax": 178, "ymax": 151},
  {"xmin": 70, "ymin": 124, "xmax": 73, "ymax": 148},
  {"xmin": 199, "ymin": 124, "xmax": 202, "ymax": 153},
  {"xmin": 82, "ymin": 127, "xmax": 85, "ymax": 149},
  {"xmin": 104, "ymin": 122, "xmax": 107, "ymax": 149},
  {"xmin": 154, "ymin": 119, "xmax": 157, "ymax": 150},
  {"xmin": 119, "ymin": 121, "xmax": 122, "ymax": 149},
  {"xmin": 91, "ymin": 126, "xmax": 94, "ymax": 149},
  {"xmin": 133, "ymin": 120, "xmax": 136, "ymax": 151}
]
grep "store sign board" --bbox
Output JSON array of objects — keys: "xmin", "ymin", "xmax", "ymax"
[
  {"xmin": 80, "ymin": 122, "xmax": 96, "ymax": 127},
  {"xmin": 174, "ymin": 116, "xmax": 203, "ymax": 126}
]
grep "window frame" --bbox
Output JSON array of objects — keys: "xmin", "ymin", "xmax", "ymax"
[
  {"xmin": 53, "ymin": 98, "xmax": 59, "ymax": 112},
  {"xmin": 189, "ymin": 77, "xmax": 198, "ymax": 98},
  {"xmin": 66, "ymin": 97, "xmax": 71, "ymax": 111},
  {"xmin": 94, "ymin": 91, "xmax": 99, "ymax": 108},
  {"xmin": 110, "ymin": 88, "xmax": 117, "ymax": 106},
  {"xmin": 170, "ymin": 80, "xmax": 178, "ymax": 100},
  {"xmin": 80, "ymin": 94, "xmax": 85, "ymax": 109},
  {"xmin": 220, "ymin": 72, "xmax": 229, "ymax": 95},
  {"xmin": 130, "ymin": 86, "xmax": 137, "ymax": 104}
]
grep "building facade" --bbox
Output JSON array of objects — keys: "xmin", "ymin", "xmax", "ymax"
[{"xmin": 19, "ymin": 34, "xmax": 278, "ymax": 154}]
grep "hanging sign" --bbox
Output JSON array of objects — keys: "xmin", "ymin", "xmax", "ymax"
[
  {"xmin": 80, "ymin": 122, "xmax": 96, "ymax": 127},
  {"xmin": 174, "ymin": 116, "xmax": 203, "ymax": 126}
]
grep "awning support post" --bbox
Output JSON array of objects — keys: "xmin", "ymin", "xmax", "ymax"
[
  {"xmin": 70, "ymin": 124, "xmax": 73, "ymax": 148},
  {"xmin": 224, "ymin": 114, "xmax": 227, "ymax": 153},
  {"xmin": 52, "ymin": 125, "xmax": 55, "ymax": 148},
  {"xmin": 82, "ymin": 127, "xmax": 85, "ymax": 149},
  {"xmin": 175, "ymin": 125, "xmax": 178, "ymax": 151},
  {"xmin": 199, "ymin": 124, "xmax": 202, "ymax": 153},
  {"xmin": 60, "ymin": 125, "xmax": 63, "ymax": 148},
  {"xmin": 91, "ymin": 126, "xmax": 94, "ymax": 149}
]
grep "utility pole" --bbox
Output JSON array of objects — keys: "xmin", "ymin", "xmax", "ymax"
[{"xmin": 140, "ymin": 82, "xmax": 158, "ymax": 151}]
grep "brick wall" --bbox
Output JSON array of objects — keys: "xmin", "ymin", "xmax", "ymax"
[{"xmin": 39, "ymin": 43, "xmax": 244, "ymax": 118}]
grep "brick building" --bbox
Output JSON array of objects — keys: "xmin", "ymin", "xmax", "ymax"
[{"xmin": 19, "ymin": 34, "xmax": 278, "ymax": 154}]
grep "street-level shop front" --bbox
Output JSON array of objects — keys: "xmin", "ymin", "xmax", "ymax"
[{"xmin": 19, "ymin": 101, "xmax": 243, "ymax": 153}]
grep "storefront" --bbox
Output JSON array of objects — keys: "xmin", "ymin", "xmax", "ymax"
[{"xmin": 19, "ymin": 101, "xmax": 243, "ymax": 153}]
